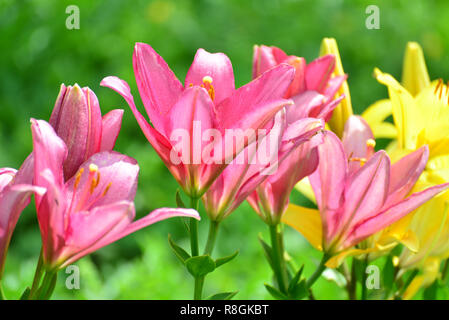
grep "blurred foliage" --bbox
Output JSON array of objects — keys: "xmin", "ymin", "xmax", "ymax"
[{"xmin": 0, "ymin": 0, "xmax": 448, "ymax": 299}]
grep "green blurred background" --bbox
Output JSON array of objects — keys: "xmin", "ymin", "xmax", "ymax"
[{"xmin": 1, "ymin": 0, "xmax": 448, "ymax": 299}]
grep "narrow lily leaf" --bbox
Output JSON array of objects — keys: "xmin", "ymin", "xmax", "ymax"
[
  {"xmin": 264, "ymin": 283, "xmax": 289, "ymax": 300},
  {"xmin": 215, "ymin": 250, "xmax": 239, "ymax": 268},
  {"xmin": 258, "ymin": 234, "xmax": 274, "ymax": 270},
  {"xmin": 185, "ymin": 255, "xmax": 216, "ymax": 277},
  {"xmin": 423, "ymin": 281, "xmax": 438, "ymax": 300},
  {"xmin": 175, "ymin": 189, "xmax": 186, "ymax": 208},
  {"xmin": 382, "ymin": 256, "xmax": 395, "ymax": 295},
  {"xmin": 19, "ymin": 287, "xmax": 31, "ymax": 300},
  {"xmin": 168, "ymin": 234, "xmax": 191, "ymax": 264},
  {"xmin": 288, "ymin": 265, "xmax": 305, "ymax": 294},
  {"xmin": 290, "ymin": 279, "xmax": 308, "ymax": 300},
  {"xmin": 207, "ymin": 291, "xmax": 239, "ymax": 300}
]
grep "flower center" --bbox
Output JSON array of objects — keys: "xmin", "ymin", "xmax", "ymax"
[
  {"xmin": 434, "ymin": 78, "xmax": 449, "ymax": 105},
  {"xmin": 201, "ymin": 76, "xmax": 215, "ymax": 101},
  {"xmin": 71, "ymin": 164, "xmax": 112, "ymax": 213}
]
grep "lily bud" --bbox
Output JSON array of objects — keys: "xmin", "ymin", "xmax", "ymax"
[
  {"xmin": 49, "ymin": 84, "xmax": 123, "ymax": 180},
  {"xmin": 401, "ymin": 42, "xmax": 431, "ymax": 96},
  {"xmin": 319, "ymin": 37, "xmax": 353, "ymax": 137}
]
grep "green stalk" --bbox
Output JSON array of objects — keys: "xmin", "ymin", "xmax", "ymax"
[
  {"xmin": 36, "ymin": 269, "xmax": 57, "ymax": 300},
  {"xmin": 29, "ymin": 248, "xmax": 44, "ymax": 299},
  {"xmin": 189, "ymin": 197, "xmax": 200, "ymax": 257},
  {"xmin": 188, "ymin": 196, "xmax": 202, "ymax": 300},
  {"xmin": 396, "ymin": 269, "xmax": 419, "ymax": 299},
  {"xmin": 441, "ymin": 259, "xmax": 449, "ymax": 282},
  {"xmin": 306, "ymin": 253, "xmax": 329, "ymax": 289},
  {"xmin": 204, "ymin": 220, "xmax": 220, "ymax": 255},
  {"xmin": 361, "ymin": 257, "xmax": 368, "ymax": 300},
  {"xmin": 268, "ymin": 224, "xmax": 288, "ymax": 294},
  {"xmin": 0, "ymin": 283, "xmax": 5, "ymax": 300}
]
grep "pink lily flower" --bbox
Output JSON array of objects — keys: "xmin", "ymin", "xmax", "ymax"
[
  {"xmin": 31, "ymin": 119, "xmax": 199, "ymax": 269},
  {"xmin": 285, "ymin": 116, "xmax": 449, "ymax": 254},
  {"xmin": 50, "ymin": 84, "xmax": 124, "ymax": 180},
  {"xmin": 245, "ymin": 45, "xmax": 347, "ymax": 224},
  {"xmin": 101, "ymin": 43, "xmax": 296, "ymax": 198},
  {"xmin": 203, "ymin": 110, "xmax": 324, "ymax": 221},
  {"xmin": 253, "ymin": 45, "xmax": 347, "ymax": 123},
  {"xmin": 0, "ymin": 164, "xmax": 44, "ymax": 279}
]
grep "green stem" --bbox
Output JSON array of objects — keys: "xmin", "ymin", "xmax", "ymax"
[
  {"xmin": 194, "ymin": 276, "xmax": 205, "ymax": 300},
  {"xmin": 188, "ymin": 196, "xmax": 202, "ymax": 300},
  {"xmin": 189, "ymin": 197, "xmax": 200, "ymax": 257},
  {"xmin": 0, "ymin": 283, "xmax": 6, "ymax": 300},
  {"xmin": 36, "ymin": 270, "xmax": 57, "ymax": 300},
  {"xmin": 347, "ymin": 259, "xmax": 357, "ymax": 300},
  {"xmin": 268, "ymin": 224, "xmax": 288, "ymax": 294},
  {"xmin": 204, "ymin": 220, "xmax": 220, "ymax": 255},
  {"xmin": 29, "ymin": 248, "xmax": 44, "ymax": 299},
  {"xmin": 361, "ymin": 257, "xmax": 368, "ymax": 300},
  {"xmin": 441, "ymin": 259, "xmax": 449, "ymax": 282},
  {"xmin": 396, "ymin": 269, "xmax": 419, "ymax": 299},
  {"xmin": 306, "ymin": 253, "xmax": 329, "ymax": 289}
]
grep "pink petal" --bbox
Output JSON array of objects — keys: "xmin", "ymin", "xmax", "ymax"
[
  {"xmin": 215, "ymin": 63, "xmax": 295, "ymax": 132},
  {"xmin": 30, "ymin": 119, "xmax": 67, "ymax": 207},
  {"xmin": 252, "ymin": 45, "xmax": 278, "ymax": 79},
  {"xmin": 100, "ymin": 76, "xmax": 187, "ymax": 187},
  {"xmin": 309, "ymin": 131, "xmax": 347, "ymax": 242},
  {"xmin": 0, "ymin": 183, "xmax": 45, "ymax": 272},
  {"xmin": 61, "ymin": 201, "xmax": 135, "ymax": 267},
  {"xmin": 305, "ymin": 54, "xmax": 336, "ymax": 93},
  {"xmin": 341, "ymin": 151, "xmax": 390, "ymax": 236},
  {"xmin": 323, "ymin": 75, "xmax": 347, "ymax": 102},
  {"xmin": 384, "ymin": 146, "xmax": 428, "ymax": 207},
  {"xmin": 288, "ymin": 91, "xmax": 326, "ymax": 124},
  {"xmin": 185, "ymin": 48, "xmax": 235, "ymax": 105},
  {"xmin": 284, "ymin": 56, "xmax": 307, "ymax": 97},
  {"xmin": 342, "ymin": 115, "xmax": 375, "ymax": 174},
  {"xmin": 66, "ymin": 151, "xmax": 139, "ymax": 209},
  {"xmin": 100, "ymin": 109, "xmax": 124, "ymax": 152},
  {"xmin": 347, "ymin": 182, "xmax": 449, "ymax": 247},
  {"xmin": 49, "ymin": 85, "xmax": 102, "ymax": 180},
  {"xmin": 133, "ymin": 42, "xmax": 183, "ymax": 133},
  {"xmin": 61, "ymin": 206, "xmax": 199, "ymax": 267}
]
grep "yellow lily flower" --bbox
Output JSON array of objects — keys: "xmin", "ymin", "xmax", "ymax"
[{"xmin": 361, "ymin": 41, "xmax": 449, "ymax": 298}]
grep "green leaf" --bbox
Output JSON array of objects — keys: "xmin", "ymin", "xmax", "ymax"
[
  {"xmin": 264, "ymin": 283, "xmax": 289, "ymax": 300},
  {"xmin": 207, "ymin": 291, "xmax": 238, "ymax": 300},
  {"xmin": 19, "ymin": 287, "xmax": 31, "ymax": 300},
  {"xmin": 185, "ymin": 255, "xmax": 216, "ymax": 277},
  {"xmin": 383, "ymin": 256, "xmax": 395, "ymax": 294},
  {"xmin": 258, "ymin": 234, "xmax": 274, "ymax": 270},
  {"xmin": 215, "ymin": 250, "xmax": 239, "ymax": 268},
  {"xmin": 168, "ymin": 234, "xmax": 191, "ymax": 264},
  {"xmin": 175, "ymin": 189, "xmax": 186, "ymax": 208},
  {"xmin": 288, "ymin": 265, "xmax": 304, "ymax": 294},
  {"xmin": 423, "ymin": 280, "xmax": 438, "ymax": 300},
  {"xmin": 289, "ymin": 279, "xmax": 308, "ymax": 300}
]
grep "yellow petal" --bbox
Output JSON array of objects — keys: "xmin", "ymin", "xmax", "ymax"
[
  {"xmin": 282, "ymin": 204, "xmax": 322, "ymax": 251},
  {"xmin": 402, "ymin": 275, "xmax": 424, "ymax": 300},
  {"xmin": 294, "ymin": 178, "xmax": 317, "ymax": 205},
  {"xmin": 374, "ymin": 68, "xmax": 419, "ymax": 150},
  {"xmin": 320, "ymin": 37, "xmax": 353, "ymax": 137},
  {"xmin": 362, "ymin": 99, "xmax": 397, "ymax": 139},
  {"xmin": 401, "ymin": 42, "xmax": 431, "ymax": 96},
  {"xmin": 325, "ymin": 248, "xmax": 377, "ymax": 269},
  {"xmin": 403, "ymin": 258, "xmax": 440, "ymax": 300}
]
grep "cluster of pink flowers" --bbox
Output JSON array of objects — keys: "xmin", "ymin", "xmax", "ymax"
[{"xmin": 0, "ymin": 42, "xmax": 447, "ymax": 300}]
